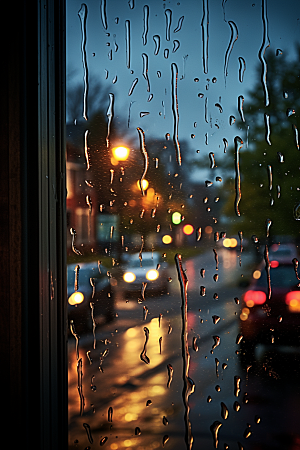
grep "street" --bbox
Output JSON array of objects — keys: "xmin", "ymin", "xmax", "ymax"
[{"xmin": 68, "ymin": 248, "xmax": 300, "ymax": 449}]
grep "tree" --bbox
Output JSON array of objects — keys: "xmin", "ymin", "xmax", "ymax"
[{"xmin": 221, "ymin": 45, "xmax": 300, "ymax": 242}]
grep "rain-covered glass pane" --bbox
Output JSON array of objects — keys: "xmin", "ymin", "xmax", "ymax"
[{"xmin": 67, "ymin": 1, "xmax": 300, "ymax": 448}]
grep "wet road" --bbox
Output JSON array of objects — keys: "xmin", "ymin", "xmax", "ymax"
[{"xmin": 68, "ymin": 249, "xmax": 300, "ymax": 449}]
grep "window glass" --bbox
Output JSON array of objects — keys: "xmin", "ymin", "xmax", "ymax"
[{"xmin": 67, "ymin": 1, "xmax": 300, "ymax": 448}]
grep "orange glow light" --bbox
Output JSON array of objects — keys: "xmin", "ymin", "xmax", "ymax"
[{"xmin": 183, "ymin": 224, "xmax": 194, "ymax": 235}]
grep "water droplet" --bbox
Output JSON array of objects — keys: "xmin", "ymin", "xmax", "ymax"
[
  {"xmin": 200, "ymin": 268, "xmax": 205, "ymax": 278},
  {"xmin": 276, "ymin": 48, "xmax": 283, "ymax": 56},
  {"xmin": 200, "ymin": 286, "xmax": 206, "ymax": 296},
  {"xmin": 193, "ymin": 337, "xmax": 198, "ymax": 352},
  {"xmin": 140, "ymin": 111, "xmax": 150, "ymax": 117},
  {"xmin": 209, "ymin": 152, "xmax": 216, "ymax": 168},
  {"xmin": 194, "ymin": 77, "xmax": 199, "ymax": 82},
  {"xmin": 142, "ymin": 53, "xmax": 150, "ymax": 92},
  {"xmin": 197, "ymin": 227, "xmax": 202, "ymax": 241},
  {"xmin": 255, "ymin": 415, "xmax": 261, "ymax": 424},
  {"xmin": 163, "ymin": 416, "xmax": 169, "ymax": 425},
  {"xmin": 238, "ymin": 95, "xmax": 245, "ymax": 122},
  {"xmin": 287, "ymin": 108, "xmax": 295, "ymax": 117},
  {"xmin": 214, "ymin": 293, "xmax": 219, "ymax": 300},
  {"xmin": 174, "ymin": 15, "xmax": 184, "ymax": 32},
  {"xmin": 234, "ymin": 376, "xmax": 241, "ymax": 397},
  {"xmin": 173, "ymin": 40, "xmax": 180, "ymax": 52},
  {"xmin": 212, "ymin": 315, "xmax": 220, "ymax": 324},
  {"xmin": 229, "ymin": 115, "xmax": 236, "ymax": 125},
  {"xmin": 216, "ymin": 176, "xmax": 222, "ymax": 182},
  {"xmin": 157, "ymin": 70, "xmax": 162, "ymax": 78},
  {"xmin": 206, "ymin": 180, "xmax": 213, "ymax": 187},
  {"xmin": 212, "ymin": 336, "xmax": 221, "ymax": 351},
  {"xmin": 233, "ymin": 401, "xmax": 241, "ymax": 412},
  {"xmin": 142, "ymin": 5, "xmax": 149, "ymax": 45},
  {"xmin": 100, "ymin": 436, "xmax": 108, "ymax": 446},
  {"xmin": 223, "ymin": 138, "xmax": 228, "ymax": 153},
  {"xmin": 215, "ymin": 103, "xmax": 223, "ymax": 113},
  {"xmin": 234, "ymin": 297, "xmax": 240, "ymax": 305},
  {"xmin": 221, "ymin": 402, "xmax": 229, "ymax": 420},
  {"xmin": 83, "ymin": 423, "xmax": 93, "ymax": 444},
  {"xmin": 210, "ymin": 421, "xmax": 222, "ymax": 448},
  {"xmin": 238, "ymin": 56, "xmax": 246, "ymax": 82},
  {"xmin": 167, "ymin": 363, "xmax": 173, "ymax": 388},
  {"xmin": 153, "ymin": 35, "xmax": 160, "ymax": 56},
  {"xmin": 236, "ymin": 333, "xmax": 243, "ymax": 345},
  {"xmin": 140, "ymin": 327, "xmax": 150, "ymax": 364},
  {"xmin": 146, "ymin": 399, "xmax": 152, "ymax": 406},
  {"xmin": 243, "ymin": 428, "xmax": 252, "ymax": 439},
  {"xmin": 213, "ymin": 274, "xmax": 219, "ymax": 282},
  {"xmin": 234, "ymin": 136, "xmax": 244, "ymax": 217},
  {"xmin": 162, "ymin": 435, "xmax": 169, "ymax": 447},
  {"xmin": 135, "ymin": 426, "xmax": 141, "ymax": 436},
  {"xmin": 283, "ymin": 90, "xmax": 288, "ymax": 98},
  {"xmin": 106, "ymin": 93, "xmax": 114, "ymax": 148},
  {"xmin": 207, "ymin": 395, "xmax": 212, "ymax": 402},
  {"xmin": 128, "ymin": 78, "xmax": 138, "ymax": 96},
  {"xmin": 198, "ymin": 92, "xmax": 204, "ymax": 98}
]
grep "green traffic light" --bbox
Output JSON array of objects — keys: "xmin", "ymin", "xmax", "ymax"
[{"xmin": 172, "ymin": 212, "xmax": 182, "ymax": 224}]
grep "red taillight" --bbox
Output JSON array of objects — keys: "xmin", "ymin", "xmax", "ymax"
[
  {"xmin": 285, "ymin": 291, "xmax": 300, "ymax": 305},
  {"xmin": 270, "ymin": 260, "xmax": 279, "ymax": 268},
  {"xmin": 244, "ymin": 290, "xmax": 267, "ymax": 306}
]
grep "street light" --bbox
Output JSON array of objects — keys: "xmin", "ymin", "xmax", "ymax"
[{"xmin": 111, "ymin": 146, "xmax": 130, "ymax": 164}]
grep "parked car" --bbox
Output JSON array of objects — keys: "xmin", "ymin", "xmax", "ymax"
[
  {"xmin": 239, "ymin": 251, "xmax": 300, "ymax": 366},
  {"xmin": 67, "ymin": 262, "xmax": 114, "ymax": 333},
  {"xmin": 121, "ymin": 251, "xmax": 169, "ymax": 297}
]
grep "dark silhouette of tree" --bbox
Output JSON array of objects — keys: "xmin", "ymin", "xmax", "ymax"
[{"xmin": 221, "ymin": 45, "xmax": 300, "ymax": 241}]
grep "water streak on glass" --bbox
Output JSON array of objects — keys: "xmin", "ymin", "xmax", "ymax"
[
  {"xmin": 224, "ymin": 21, "xmax": 239, "ymax": 82},
  {"xmin": 174, "ymin": 15, "xmax": 184, "ymax": 32},
  {"xmin": 265, "ymin": 113, "xmax": 271, "ymax": 145},
  {"xmin": 153, "ymin": 34, "xmax": 160, "ymax": 55},
  {"xmin": 78, "ymin": 3, "xmax": 88, "ymax": 120},
  {"xmin": 171, "ymin": 62, "xmax": 181, "ymax": 165},
  {"xmin": 238, "ymin": 56, "xmax": 246, "ymax": 82},
  {"xmin": 165, "ymin": 9, "xmax": 172, "ymax": 41},
  {"xmin": 175, "ymin": 254, "xmax": 194, "ymax": 450},
  {"xmin": 142, "ymin": 53, "xmax": 150, "ymax": 92},
  {"xmin": 234, "ymin": 136, "xmax": 243, "ymax": 216},
  {"xmin": 201, "ymin": 0, "xmax": 209, "ymax": 74},
  {"xmin": 100, "ymin": 0, "xmax": 107, "ymax": 29},
  {"xmin": 259, "ymin": 0, "xmax": 270, "ymax": 106},
  {"xmin": 238, "ymin": 95, "xmax": 245, "ymax": 122},
  {"xmin": 173, "ymin": 39, "xmax": 180, "ymax": 53},
  {"xmin": 125, "ymin": 20, "xmax": 131, "ymax": 68},
  {"xmin": 137, "ymin": 128, "xmax": 149, "ymax": 196},
  {"xmin": 128, "ymin": 77, "xmax": 138, "ymax": 96},
  {"xmin": 142, "ymin": 5, "xmax": 149, "ymax": 45},
  {"xmin": 106, "ymin": 93, "xmax": 114, "ymax": 147}
]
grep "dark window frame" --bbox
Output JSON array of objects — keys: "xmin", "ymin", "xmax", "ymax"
[{"xmin": 2, "ymin": 1, "xmax": 67, "ymax": 448}]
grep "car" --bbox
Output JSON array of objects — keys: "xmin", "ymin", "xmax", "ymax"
[
  {"xmin": 239, "ymin": 253, "xmax": 300, "ymax": 366},
  {"xmin": 67, "ymin": 262, "xmax": 114, "ymax": 334},
  {"xmin": 121, "ymin": 251, "xmax": 169, "ymax": 297}
]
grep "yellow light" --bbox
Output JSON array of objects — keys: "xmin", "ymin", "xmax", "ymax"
[
  {"xmin": 68, "ymin": 292, "xmax": 84, "ymax": 305},
  {"xmin": 183, "ymin": 224, "xmax": 194, "ymax": 235},
  {"xmin": 223, "ymin": 238, "xmax": 231, "ymax": 248},
  {"xmin": 240, "ymin": 312, "xmax": 248, "ymax": 321},
  {"xmin": 246, "ymin": 300, "xmax": 254, "ymax": 308},
  {"xmin": 137, "ymin": 179, "xmax": 149, "ymax": 191},
  {"xmin": 253, "ymin": 270, "xmax": 261, "ymax": 279},
  {"xmin": 230, "ymin": 238, "xmax": 238, "ymax": 247},
  {"xmin": 123, "ymin": 272, "xmax": 136, "ymax": 283},
  {"xmin": 112, "ymin": 146, "xmax": 130, "ymax": 161},
  {"xmin": 146, "ymin": 269, "xmax": 159, "ymax": 281},
  {"xmin": 126, "ymin": 327, "xmax": 138, "ymax": 338},
  {"xmin": 162, "ymin": 235, "xmax": 172, "ymax": 244},
  {"xmin": 125, "ymin": 413, "xmax": 138, "ymax": 422},
  {"xmin": 110, "ymin": 444, "xmax": 119, "ymax": 450}
]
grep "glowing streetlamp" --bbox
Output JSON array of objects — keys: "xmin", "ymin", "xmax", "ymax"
[
  {"xmin": 137, "ymin": 179, "xmax": 149, "ymax": 191},
  {"xmin": 111, "ymin": 146, "xmax": 130, "ymax": 163}
]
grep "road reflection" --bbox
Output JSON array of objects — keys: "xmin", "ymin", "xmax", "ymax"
[{"xmin": 68, "ymin": 249, "xmax": 300, "ymax": 450}]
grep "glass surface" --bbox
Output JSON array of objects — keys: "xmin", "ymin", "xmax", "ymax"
[{"xmin": 66, "ymin": 1, "xmax": 300, "ymax": 448}]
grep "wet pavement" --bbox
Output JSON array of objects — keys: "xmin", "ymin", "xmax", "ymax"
[{"xmin": 68, "ymin": 249, "xmax": 300, "ymax": 449}]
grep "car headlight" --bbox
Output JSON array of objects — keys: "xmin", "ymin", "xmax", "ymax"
[
  {"xmin": 146, "ymin": 269, "xmax": 159, "ymax": 281},
  {"xmin": 123, "ymin": 272, "xmax": 136, "ymax": 283},
  {"xmin": 68, "ymin": 292, "xmax": 84, "ymax": 305}
]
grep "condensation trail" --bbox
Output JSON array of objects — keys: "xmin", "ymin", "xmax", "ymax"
[
  {"xmin": 258, "ymin": 0, "xmax": 270, "ymax": 106},
  {"xmin": 201, "ymin": 0, "xmax": 209, "ymax": 74},
  {"xmin": 171, "ymin": 63, "xmax": 181, "ymax": 165},
  {"xmin": 234, "ymin": 136, "xmax": 243, "ymax": 217},
  {"xmin": 238, "ymin": 57, "xmax": 246, "ymax": 82},
  {"xmin": 78, "ymin": 4, "xmax": 88, "ymax": 120},
  {"xmin": 137, "ymin": 127, "xmax": 149, "ymax": 196},
  {"xmin": 224, "ymin": 21, "xmax": 238, "ymax": 82},
  {"xmin": 265, "ymin": 113, "xmax": 271, "ymax": 145},
  {"xmin": 175, "ymin": 254, "xmax": 194, "ymax": 450},
  {"xmin": 106, "ymin": 93, "xmax": 114, "ymax": 148},
  {"xmin": 84, "ymin": 130, "xmax": 90, "ymax": 169},
  {"xmin": 100, "ymin": 0, "xmax": 107, "ymax": 29},
  {"xmin": 142, "ymin": 5, "xmax": 149, "ymax": 45},
  {"xmin": 142, "ymin": 53, "xmax": 150, "ymax": 92},
  {"xmin": 165, "ymin": 9, "xmax": 172, "ymax": 41},
  {"xmin": 125, "ymin": 20, "xmax": 131, "ymax": 69}
]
